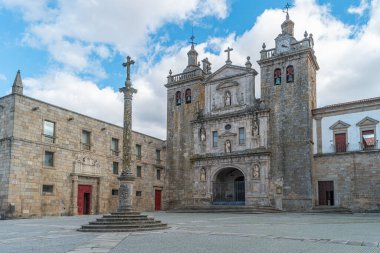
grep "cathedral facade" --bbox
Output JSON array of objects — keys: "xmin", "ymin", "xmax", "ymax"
[{"xmin": 165, "ymin": 14, "xmax": 380, "ymax": 212}]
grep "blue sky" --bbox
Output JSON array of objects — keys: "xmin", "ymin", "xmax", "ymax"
[{"xmin": 0, "ymin": 0, "xmax": 379, "ymax": 139}]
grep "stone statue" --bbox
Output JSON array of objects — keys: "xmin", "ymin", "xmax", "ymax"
[
  {"xmin": 253, "ymin": 164, "xmax": 260, "ymax": 179},
  {"xmin": 200, "ymin": 168, "xmax": 206, "ymax": 181},
  {"xmin": 200, "ymin": 127, "xmax": 206, "ymax": 142},
  {"xmin": 225, "ymin": 92, "xmax": 231, "ymax": 106},
  {"xmin": 252, "ymin": 119, "xmax": 259, "ymax": 136},
  {"xmin": 225, "ymin": 140, "xmax": 231, "ymax": 153}
]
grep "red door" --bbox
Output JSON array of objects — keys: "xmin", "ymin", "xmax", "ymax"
[
  {"xmin": 155, "ymin": 190, "xmax": 162, "ymax": 211},
  {"xmin": 335, "ymin": 133, "xmax": 346, "ymax": 152},
  {"xmin": 78, "ymin": 185, "xmax": 92, "ymax": 215}
]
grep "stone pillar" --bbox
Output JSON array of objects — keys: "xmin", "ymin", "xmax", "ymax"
[
  {"xmin": 118, "ymin": 56, "xmax": 137, "ymax": 213},
  {"xmin": 315, "ymin": 116, "xmax": 322, "ymax": 154},
  {"xmin": 70, "ymin": 175, "xmax": 78, "ymax": 216}
]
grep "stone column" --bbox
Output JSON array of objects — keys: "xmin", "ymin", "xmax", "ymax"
[
  {"xmin": 118, "ymin": 56, "xmax": 137, "ymax": 213},
  {"xmin": 315, "ymin": 116, "xmax": 322, "ymax": 154},
  {"xmin": 70, "ymin": 175, "xmax": 78, "ymax": 216}
]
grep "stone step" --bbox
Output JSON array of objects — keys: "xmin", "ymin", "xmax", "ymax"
[
  {"xmin": 78, "ymin": 225, "xmax": 168, "ymax": 233},
  {"xmin": 80, "ymin": 223, "xmax": 167, "ymax": 230},
  {"xmin": 96, "ymin": 217, "xmax": 153, "ymax": 222},
  {"xmin": 169, "ymin": 205, "xmax": 281, "ymax": 214},
  {"xmin": 102, "ymin": 214, "xmax": 149, "ymax": 218},
  {"xmin": 310, "ymin": 206, "xmax": 353, "ymax": 214},
  {"xmin": 110, "ymin": 212, "xmax": 141, "ymax": 215},
  {"xmin": 90, "ymin": 220, "xmax": 160, "ymax": 225}
]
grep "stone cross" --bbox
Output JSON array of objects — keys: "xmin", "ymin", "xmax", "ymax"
[
  {"xmin": 283, "ymin": 3, "xmax": 293, "ymax": 19},
  {"xmin": 122, "ymin": 56, "xmax": 135, "ymax": 82},
  {"xmin": 224, "ymin": 47, "xmax": 233, "ymax": 64}
]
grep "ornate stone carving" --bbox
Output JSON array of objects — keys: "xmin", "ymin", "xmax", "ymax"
[
  {"xmin": 200, "ymin": 127, "xmax": 206, "ymax": 142},
  {"xmin": 224, "ymin": 91, "xmax": 231, "ymax": 107},
  {"xmin": 200, "ymin": 168, "xmax": 206, "ymax": 181},
  {"xmin": 73, "ymin": 155, "xmax": 101, "ymax": 175},
  {"xmin": 225, "ymin": 140, "xmax": 231, "ymax": 153},
  {"xmin": 252, "ymin": 116, "xmax": 259, "ymax": 136},
  {"xmin": 252, "ymin": 164, "xmax": 260, "ymax": 179}
]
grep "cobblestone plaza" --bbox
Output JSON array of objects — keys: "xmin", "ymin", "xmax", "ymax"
[{"xmin": 0, "ymin": 212, "xmax": 379, "ymax": 253}]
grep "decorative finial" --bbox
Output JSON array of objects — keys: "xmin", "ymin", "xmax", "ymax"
[
  {"xmin": 245, "ymin": 56, "xmax": 252, "ymax": 69},
  {"xmin": 189, "ymin": 25, "xmax": 197, "ymax": 48},
  {"xmin": 122, "ymin": 56, "xmax": 135, "ymax": 82},
  {"xmin": 224, "ymin": 47, "xmax": 233, "ymax": 65},
  {"xmin": 262, "ymin": 42, "xmax": 266, "ymax": 50},
  {"xmin": 283, "ymin": 3, "xmax": 293, "ymax": 19},
  {"xmin": 304, "ymin": 31, "xmax": 308, "ymax": 38},
  {"xmin": 169, "ymin": 69, "xmax": 172, "ymax": 76}
]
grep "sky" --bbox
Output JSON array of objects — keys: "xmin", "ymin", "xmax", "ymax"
[{"xmin": 0, "ymin": 0, "xmax": 379, "ymax": 139}]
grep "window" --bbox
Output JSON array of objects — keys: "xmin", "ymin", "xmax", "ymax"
[
  {"xmin": 44, "ymin": 151, "xmax": 54, "ymax": 167},
  {"xmin": 156, "ymin": 169, "xmax": 161, "ymax": 180},
  {"xmin": 136, "ymin": 166, "xmax": 142, "ymax": 177},
  {"xmin": 43, "ymin": 120, "xmax": 55, "ymax": 143},
  {"xmin": 111, "ymin": 138, "xmax": 119, "ymax": 156},
  {"xmin": 212, "ymin": 131, "xmax": 218, "ymax": 147},
  {"xmin": 362, "ymin": 130, "xmax": 375, "ymax": 149},
  {"xmin": 42, "ymin": 185, "xmax": 53, "ymax": 193},
  {"xmin": 239, "ymin": 127, "xmax": 245, "ymax": 145},
  {"xmin": 136, "ymin": 144, "xmax": 142, "ymax": 159},
  {"xmin": 274, "ymin": 68, "xmax": 281, "ymax": 85},
  {"xmin": 136, "ymin": 191, "xmax": 142, "ymax": 197},
  {"xmin": 156, "ymin": 149, "xmax": 161, "ymax": 161},
  {"xmin": 175, "ymin": 91, "xmax": 182, "ymax": 106},
  {"xmin": 81, "ymin": 130, "xmax": 91, "ymax": 150},
  {"xmin": 112, "ymin": 162, "xmax": 119, "ymax": 175},
  {"xmin": 112, "ymin": 189, "xmax": 119, "ymax": 196},
  {"xmin": 286, "ymin": 65, "xmax": 294, "ymax": 83},
  {"xmin": 334, "ymin": 133, "xmax": 346, "ymax": 153},
  {"xmin": 185, "ymin": 89, "xmax": 192, "ymax": 104}
]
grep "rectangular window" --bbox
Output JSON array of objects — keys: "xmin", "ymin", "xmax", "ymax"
[
  {"xmin": 362, "ymin": 130, "xmax": 375, "ymax": 149},
  {"xmin": 239, "ymin": 127, "xmax": 245, "ymax": 145},
  {"xmin": 112, "ymin": 162, "xmax": 119, "ymax": 175},
  {"xmin": 111, "ymin": 138, "xmax": 119, "ymax": 156},
  {"xmin": 334, "ymin": 133, "xmax": 346, "ymax": 153},
  {"xmin": 42, "ymin": 185, "xmax": 53, "ymax": 193},
  {"xmin": 212, "ymin": 131, "xmax": 218, "ymax": 147},
  {"xmin": 43, "ymin": 120, "xmax": 55, "ymax": 143},
  {"xmin": 156, "ymin": 149, "xmax": 161, "ymax": 161},
  {"xmin": 81, "ymin": 130, "xmax": 91, "ymax": 150},
  {"xmin": 112, "ymin": 189, "xmax": 119, "ymax": 196},
  {"xmin": 136, "ymin": 191, "xmax": 142, "ymax": 197},
  {"xmin": 156, "ymin": 169, "xmax": 161, "ymax": 180},
  {"xmin": 44, "ymin": 151, "xmax": 54, "ymax": 167},
  {"xmin": 137, "ymin": 166, "xmax": 142, "ymax": 177},
  {"xmin": 136, "ymin": 144, "xmax": 142, "ymax": 160}
]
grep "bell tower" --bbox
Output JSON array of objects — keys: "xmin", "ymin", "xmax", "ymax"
[{"xmin": 257, "ymin": 12, "xmax": 319, "ymax": 210}]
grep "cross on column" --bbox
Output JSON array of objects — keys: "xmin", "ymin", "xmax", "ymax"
[
  {"xmin": 224, "ymin": 47, "xmax": 233, "ymax": 65},
  {"xmin": 122, "ymin": 56, "xmax": 135, "ymax": 81}
]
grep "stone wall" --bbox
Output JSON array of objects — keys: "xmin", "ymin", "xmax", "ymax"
[
  {"xmin": 314, "ymin": 151, "xmax": 380, "ymax": 211},
  {"xmin": 1, "ymin": 94, "xmax": 166, "ymax": 217}
]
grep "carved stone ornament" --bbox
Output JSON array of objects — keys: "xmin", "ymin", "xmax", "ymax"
[
  {"xmin": 252, "ymin": 164, "xmax": 260, "ymax": 179},
  {"xmin": 225, "ymin": 140, "xmax": 232, "ymax": 153},
  {"xmin": 252, "ymin": 117, "xmax": 259, "ymax": 136},
  {"xmin": 74, "ymin": 154, "xmax": 101, "ymax": 175},
  {"xmin": 200, "ymin": 127, "xmax": 206, "ymax": 142},
  {"xmin": 200, "ymin": 168, "xmax": 206, "ymax": 181}
]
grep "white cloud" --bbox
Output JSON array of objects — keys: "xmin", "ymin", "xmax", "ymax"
[
  {"xmin": 348, "ymin": 0, "xmax": 370, "ymax": 16},
  {"xmin": 0, "ymin": 73, "xmax": 6, "ymax": 81}
]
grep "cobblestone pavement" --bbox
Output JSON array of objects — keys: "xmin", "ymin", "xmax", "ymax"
[{"xmin": 0, "ymin": 212, "xmax": 379, "ymax": 253}]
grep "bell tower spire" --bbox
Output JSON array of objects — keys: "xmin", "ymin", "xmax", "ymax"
[{"xmin": 281, "ymin": 3, "xmax": 294, "ymax": 36}]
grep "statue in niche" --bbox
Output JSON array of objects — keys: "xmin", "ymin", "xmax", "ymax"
[
  {"xmin": 212, "ymin": 98, "xmax": 216, "ymax": 110},
  {"xmin": 200, "ymin": 168, "xmax": 206, "ymax": 182},
  {"xmin": 225, "ymin": 140, "xmax": 231, "ymax": 153},
  {"xmin": 253, "ymin": 164, "xmax": 260, "ymax": 179},
  {"xmin": 224, "ymin": 91, "xmax": 231, "ymax": 107},
  {"xmin": 252, "ymin": 118, "xmax": 259, "ymax": 136},
  {"xmin": 200, "ymin": 127, "xmax": 206, "ymax": 142}
]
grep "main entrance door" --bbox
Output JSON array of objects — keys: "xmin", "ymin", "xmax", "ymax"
[
  {"xmin": 318, "ymin": 181, "xmax": 334, "ymax": 206},
  {"xmin": 213, "ymin": 168, "xmax": 245, "ymax": 205},
  {"xmin": 78, "ymin": 185, "xmax": 92, "ymax": 215},
  {"xmin": 155, "ymin": 190, "xmax": 162, "ymax": 211}
]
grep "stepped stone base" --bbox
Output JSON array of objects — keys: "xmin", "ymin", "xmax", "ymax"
[
  {"xmin": 78, "ymin": 212, "xmax": 168, "ymax": 232},
  {"xmin": 309, "ymin": 206, "xmax": 353, "ymax": 214},
  {"xmin": 168, "ymin": 205, "xmax": 282, "ymax": 214}
]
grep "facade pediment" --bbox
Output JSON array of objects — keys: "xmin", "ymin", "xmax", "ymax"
[
  {"xmin": 329, "ymin": 120, "xmax": 350, "ymax": 130},
  {"xmin": 356, "ymin": 116, "xmax": 379, "ymax": 126},
  {"xmin": 206, "ymin": 64, "xmax": 256, "ymax": 83}
]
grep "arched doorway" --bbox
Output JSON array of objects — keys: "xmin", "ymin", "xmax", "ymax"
[{"xmin": 212, "ymin": 168, "xmax": 245, "ymax": 205}]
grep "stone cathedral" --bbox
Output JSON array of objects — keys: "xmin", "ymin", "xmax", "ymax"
[
  {"xmin": 165, "ymin": 14, "xmax": 317, "ymax": 210},
  {"xmin": 1, "ymin": 13, "xmax": 379, "ymax": 218}
]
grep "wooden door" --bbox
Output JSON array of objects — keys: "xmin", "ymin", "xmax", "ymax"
[
  {"xmin": 155, "ymin": 190, "xmax": 162, "ymax": 211},
  {"xmin": 318, "ymin": 181, "xmax": 334, "ymax": 206},
  {"xmin": 335, "ymin": 133, "xmax": 346, "ymax": 152},
  {"xmin": 77, "ymin": 185, "xmax": 92, "ymax": 215}
]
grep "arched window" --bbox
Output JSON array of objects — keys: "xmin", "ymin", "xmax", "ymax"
[
  {"xmin": 175, "ymin": 91, "xmax": 181, "ymax": 106},
  {"xmin": 286, "ymin": 65, "xmax": 294, "ymax": 83},
  {"xmin": 274, "ymin": 68, "xmax": 281, "ymax": 85},
  {"xmin": 185, "ymin": 89, "xmax": 192, "ymax": 104}
]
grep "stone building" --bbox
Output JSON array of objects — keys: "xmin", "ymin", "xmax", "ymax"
[
  {"xmin": 1, "ymin": 13, "xmax": 379, "ymax": 217},
  {"xmin": 0, "ymin": 71, "xmax": 166, "ymax": 217},
  {"xmin": 165, "ymin": 14, "xmax": 380, "ymax": 212}
]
